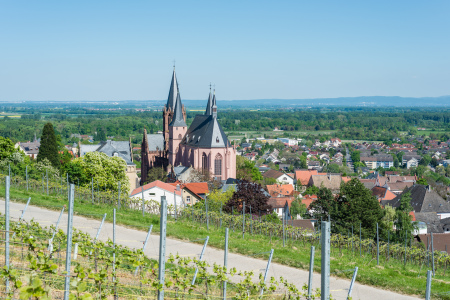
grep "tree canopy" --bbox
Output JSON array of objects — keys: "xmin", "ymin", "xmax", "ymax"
[
  {"xmin": 72, "ymin": 151, "xmax": 129, "ymax": 193},
  {"xmin": 225, "ymin": 180, "xmax": 271, "ymax": 214},
  {"xmin": 37, "ymin": 123, "xmax": 60, "ymax": 168}
]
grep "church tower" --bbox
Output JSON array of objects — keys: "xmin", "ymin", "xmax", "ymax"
[
  {"xmin": 168, "ymin": 92, "xmax": 187, "ymax": 167},
  {"xmin": 163, "ymin": 68, "xmax": 186, "ymax": 153}
]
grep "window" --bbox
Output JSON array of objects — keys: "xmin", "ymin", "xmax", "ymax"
[
  {"xmin": 214, "ymin": 153, "xmax": 222, "ymax": 176},
  {"xmin": 186, "ymin": 196, "xmax": 191, "ymax": 203},
  {"xmin": 202, "ymin": 153, "xmax": 208, "ymax": 173}
]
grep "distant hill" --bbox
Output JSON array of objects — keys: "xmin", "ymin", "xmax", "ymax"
[
  {"xmin": 182, "ymin": 96, "xmax": 450, "ymax": 108},
  {"xmin": 3, "ymin": 96, "xmax": 449, "ymax": 109}
]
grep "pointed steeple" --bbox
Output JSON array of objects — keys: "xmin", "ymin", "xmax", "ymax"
[
  {"xmin": 212, "ymin": 90, "xmax": 217, "ymax": 108},
  {"xmin": 166, "ymin": 69, "xmax": 179, "ymax": 110},
  {"xmin": 205, "ymin": 86, "xmax": 213, "ymax": 116},
  {"xmin": 212, "ymin": 90, "xmax": 217, "ymax": 119},
  {"xmin": 170, "ymin": 93, "xmax": 187, "ymax": 127}
]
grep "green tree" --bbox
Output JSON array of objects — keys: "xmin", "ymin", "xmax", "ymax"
[
  {"xmin": 333, "ymin": 179, "xmax": 384, "ymax": 238},
  {"xmin": 145, "ymin": 167, "xmax": 167, "ymax": 184},
  {"xmin": 0, "ymin": 137, "xmax": 17, "ymax": 161},
  {"xmin": 290, "ymin": 197, "xmax": 307, "ymax": 219},
  {"xmin": 416, "ymin": 177, "xmax": 428, "ymax": 185},
  {"xmin": 236, "ymin": 156, "xmax": 262, "ymax": 182},
  {"xmin": 72, "ymin": 151, "xmax": 129, "ymax": 193},
  {"xmin": 350, "ymin": 151, "xmax": 360, "ymax": 164},
  {"xmin": 304, "ymin": 185, "xmax": 319, "ymax": 195},
  {"xmin": 394, "ymin": 191, "xmax": 416, "ymax": 242},
  {"xmin": 198, "ymin": 187, "xmax": 235, "ymax": 212},
  {"xmin": 309, "ymin": 186, "xmax": 334, "ymax": 221},
  {"xmin": 37, "ymin": 123, "xmax": 60, "ymax": 168},
  {"xmin": 96, "ymin": 128, "xmax": 107, "ymax": 142}
]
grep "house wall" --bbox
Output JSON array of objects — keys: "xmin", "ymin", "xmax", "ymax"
[
  {"xmin": 126, "ymin": 165, "xmax": 138, "ymax": 192},
  {"xmin": 276, "ymin": 175, "xmax": 294, "ymax": 185},
  {"xmin": 130, "ymin": 186, "xmax": 183, "ymax": 207},
  {"xmin": 182, "ymin": 189, "xmax": 201, "ymax": 206}
]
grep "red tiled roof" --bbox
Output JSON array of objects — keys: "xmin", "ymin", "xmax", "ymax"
[
  {"xmin": 130, "ymin": 180, "xmax": 182, "ymax": 197},
  {"xmin": 409, "ymin": 211, "xmax": 416, "ymax": 221},
  {"xmin": 183, "ymin": 182, "xmax": 209, "ymax": 195},
  {"xmin": 372, "ymin": 186, "xmax": 396, "ymax": 202},
  {"xmin": 267, "ymin": 184, "xmax": 294, "ymax": 197},
  {"xmin": 294, "ymin": 170, "xmax": 318, "ymax": 185},
  {"xmin": 267, "ymin": 197, "xmax": 295, "ymax": 209},
  {"xmin": 342, "ymin": 176, "xmax": 352, "ymax": 183},
  {"xmin": 302, "ymin": 194, "xmax": 317, "ymax": 209}
]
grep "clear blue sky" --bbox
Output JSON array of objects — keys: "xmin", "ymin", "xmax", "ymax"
[{"xmin": 1, "ymin": 0, "xmax": 449, "ymax": 101}]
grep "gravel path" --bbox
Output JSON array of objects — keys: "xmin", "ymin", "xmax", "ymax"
[{"xmin": 0, "ymin": 200, "xmax": 420, "ymax": 300}]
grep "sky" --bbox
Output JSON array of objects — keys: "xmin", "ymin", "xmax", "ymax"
[{"xmin": 1, "ymin": 0, "xmax": 449, "ymax": 101}]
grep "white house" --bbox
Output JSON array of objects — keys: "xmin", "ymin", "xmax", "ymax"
[{"xmin": 130, "ymin": 180, "xmax": 183, "ymax": 208}]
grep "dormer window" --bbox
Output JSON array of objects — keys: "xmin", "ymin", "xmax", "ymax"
[
  {"xmin": 216, "ymin": 137, "xmax": 219, "ymax": 143},
  {"xmin": 113, "ymin": 152, "xmax": 118, "ymax": 157}
]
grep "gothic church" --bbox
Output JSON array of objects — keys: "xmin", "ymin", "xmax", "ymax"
[{"xmin": 141, "ymin": 69, "xmax": 236, "ymax": 183}]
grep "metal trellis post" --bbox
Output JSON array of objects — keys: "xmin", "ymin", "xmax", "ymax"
[
  {"xmin": 134, "ymin": 225, "xmax": 153, "ymax": 275},
  {"xmin": 223, "ymin": 228, "xmax": 229, "ymax": 300},
  {"xmin": 321, "ymin": 221, "xmax": 330, "ymax": 300},
  {"xmin": 26, "ymin": 165, "xmax": 28, "ymax": 191},
  {"xmin": 425, "ymin": 270, "xmax": 432, "ymax": 300},
  {"xmin": 260, "ymin": 249, "xmax": 274, "ymax": 296},
  {"xmin": 308, "ymin": 246, "xmax": 315, "ymax": 299},
  {"xmin": 5, "ymin": 176, "xmax": 10, "ymax": 292},
  {"xmin": 376, "ymin": 223, "xmax": 379, "ymax": 265},
  {"xmin": 158, "ymin": 196, "xmax": 167, "ymax": 300},
  {"xmin": 51, "ymin": 207, "xmax": 65, "ymax": 242},
  {"xmin": 359, "ymin": 223, "xmax": 361, "ymax": 257},
  {"xmin": 242, "ymin": 201, "xmax": 245, "ymax": 239},
  {"xmin": 142, "ymin": 186, "xmax": 145, "ymax": 217},
  {"xmin": 431, "ymin": 233, "xmax": 435, "ymax": 276},
  {"xmin": 63, "ymin": 184, "xmax": 75, "ymax": 300},
  {"xmin": 347, "ymin": 267, "xmax": 358, "ymax": 300},
  {"xmin": 91, "ymin": 177, "xmax": 94, "ymax": 204},
  {"xmin": 19, "ymin": 197, "xmax": 31, "ymax": 222},
  {"xmin": 118, "ymin": 181, "xmax": 121, "ymax": 209},
  {"xmin": 192, "ymin": 236, "xmax": 210, "ymax": 285}
]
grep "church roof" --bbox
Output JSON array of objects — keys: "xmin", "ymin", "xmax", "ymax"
[
  {"xmin": 169, "ymin": 93, "xmax": 187, "ymax": 127},
  {"xmin": 146, "ymin": 134, "xmax": 165, "ymax": 152},
  {"xmin": 205, "ymin": 90, "xmax": 213, "ymax": 116},
  {"xmin": 166, "ymin": 69, "xmax": 179, "ymax": 110},
  {"xmin": 181, "ymin": 114, "xmax": 230, "ymax": 148}
]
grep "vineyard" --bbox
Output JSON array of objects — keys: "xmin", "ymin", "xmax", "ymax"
[
  {"xmin": 1, "ymin": 174, "xmax": 450, "ymax": 299},
  {"xmin": 0, "ymin": 212, "xmax": 322, "ymax": 299}
]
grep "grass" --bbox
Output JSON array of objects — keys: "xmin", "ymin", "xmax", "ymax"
[{"xmin": 2, "ymin": 185, "xmax": 450, "ymax": 299}]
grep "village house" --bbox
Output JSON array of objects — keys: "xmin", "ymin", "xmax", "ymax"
[{"xmin": 262, "ymin": 169, "xmax": 295, "ymax": 185}]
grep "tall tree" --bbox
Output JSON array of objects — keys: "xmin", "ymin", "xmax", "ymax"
[
  {"xmin": 333, "ymin": 179, "xmax": 385, "ymax": 238},
  {"xmin": 37, "ymin": 122, "xmax": 60, "ymax": 168},
  {"xmin": 96, "ymin": 128, "xmax": 107, "ymax": 142},
  {"xmin": 394, "ymin": 191, "xmax": 416, "ymax": 242}
]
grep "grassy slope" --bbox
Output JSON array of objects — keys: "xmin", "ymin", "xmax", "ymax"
[{"xmin": 1, "ymin": 185, "xmax": 449, "ymax": 300}]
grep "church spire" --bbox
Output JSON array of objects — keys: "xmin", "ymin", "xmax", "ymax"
[
  {"xmin": 166, "ymin": 69, "xmax": 179, "ymax": 110},
  {"xmin": 169, "ymin": 92, "xmax": 187, "ymax": 127},
  {"xmin": 205, "ymin": 84, "xmax": 213, "ymax": 116},
  {"xmin": 212, "ymin": 90, "xmax": 217, "ymax": 119}
]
